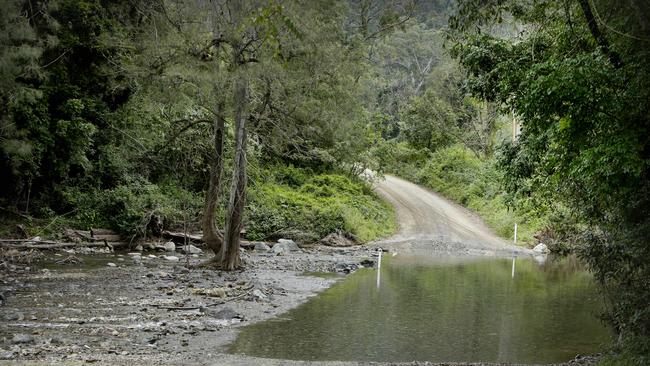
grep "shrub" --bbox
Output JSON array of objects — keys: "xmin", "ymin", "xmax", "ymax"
[
  {"xmin": 62, "ymin": 179, "xmax": 203, "ymax": 238},
  {"xmin": 246, "ymin": 172, "xmax": 396, "ymax": 243}
]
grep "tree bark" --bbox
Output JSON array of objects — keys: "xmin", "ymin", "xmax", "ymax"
[
  {"xmin": 201, "ymin": 101, "xmax": 225, "ymax": 256},
  {"xmin": 221, "ymin": 74, "xmax": 249, "ymax": 270},
  {"xmin": 578, "ymin": 0, "xmax": 623, "ymax": 68}
]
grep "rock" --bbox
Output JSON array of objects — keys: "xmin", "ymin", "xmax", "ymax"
[
  {"xmin": 359, "ymin": 259, "xmax": 375, "ymax": 268},
  {"xmin": 533, "ymin": 243, "xmax": 549, "ymax": 254},
  {"xmin": 252, "ymin": 289, "xmax": 267, "ymax": 301},
  {"xmin": 163, "ymin": 255, "xmax": 179, "ymax": 262},
  {"xmin": 271, "ymin": 239, "xmax": 299, "ymax": 254},
  {"xmin": 163, "ymin": 241, "xmax": 176, "ymax": 252},
  {"xmin": 4, "ymin": 312, "xmax": 24, "ymax": 321},
  {"xmin": 175, "ymin": 266, "xmax": 190, "ymax": 274},
  {"xmin": 180, "ymin": 245, "xmax": 202, "ymax": 254},
  {"xmin": 193, "ymin": 287, "xmax": 227, "ymax": 298},
  {"xmin": 335, "ymin": 261, "xmax": 359, "ymax": 274},
  {"xmin": 319, "ymin": 230, "xmax": 358, "ymax": 247},
  {"xmin": 11, "ymin": 334, "xmax": 34, "ymax": 344},
  {"xmin": 134, "ymin": 245, "xmax": 144, "ymax": 252},
  {"xmin": 128, "ymin": 252, "xmax": 141, "ymax": 256},
  {"xmin": 254, "ymin": 243, "xmax": 271, "ymax": 252},
  {"xmin": 107, "ymin": 262, "xmax": 117, "ymax": 267},
  {"xmin": 201, "ymin": 307, "xmax": 242, "ymax": 320}
]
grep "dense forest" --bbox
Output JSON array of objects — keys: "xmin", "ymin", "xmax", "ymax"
[{"xmin": 1, "ymin": 0, "xmax": 649, "ymax": 363}]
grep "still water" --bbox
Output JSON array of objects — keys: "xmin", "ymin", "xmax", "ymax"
[{"xmin": 228, "ymin": 255, "xmax": 611, "ymax": 364}]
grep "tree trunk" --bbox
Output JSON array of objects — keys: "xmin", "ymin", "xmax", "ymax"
[
  {"xmin": 221, "ymin": 75, "xmax": 249, "ymax": 270},
  {"xmin": 578, "ymin": 0, "xmax": 623, "ymax": 68},
  {"xmin": 202, "ymin": 101, "xmax": 226, "ymax": 257}
]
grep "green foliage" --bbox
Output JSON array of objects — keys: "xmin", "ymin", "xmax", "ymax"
[
  {"xmin": 0, "ymin": 0, "xmax": 151, "ymax": 207},
  {"xmin": 60, "ymin": 180, "xmax": 203, "ymax": 237},
  {"xmin": 369, "ymin": 141, "xmax": 429, "ymax": 180},
  {"xmin": 246, "ymin": 171, "xmax": 395, "ymax": 243},
  {"xmin": 450, "ymin": 0, "xmax": 650, "ymax": 358}
]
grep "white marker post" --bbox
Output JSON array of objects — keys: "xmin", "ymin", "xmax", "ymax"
[
  {"xmin": 376, "ymin": 249, "xmax": 382, "ymax": 288},
  {"xmin": 512, "ymin": 223, "xmax": 518, "ymax": 279}
]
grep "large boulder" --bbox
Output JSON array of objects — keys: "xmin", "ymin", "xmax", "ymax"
[
  {"xmin": 271, "ymin": 239, "xmax": 299, "ymax": 254},
  {"xmin": 532, "ymin": 243, "xmax": 550, "ymax": 254}
]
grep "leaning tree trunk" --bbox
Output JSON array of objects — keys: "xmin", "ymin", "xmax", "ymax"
[
  {"xmin": 221, "ymin": 75, "xmax": 249, "ymax": 270},
  {"xmin": 201, "ymin": 101, "xmax": 226, "ymax": 256},
  {"xmin": 578, "ymin": 0, "xmax": 623, "ymax": 69}
]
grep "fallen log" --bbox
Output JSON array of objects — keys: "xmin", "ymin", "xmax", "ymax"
[
  {"xmin": 0, "ymin": 239, "xmax": 128, "ymax": 250},
  {"xmin": 90, "ymin": 228, "xmax": 117, "ymax": 236},
  {"xmin": 65, "ymin": 228, "xmax": 122, "ymax": 242},
  {"xmin": 159, "ymin": 231, "xmax": 270, "ymax": 250},
  {"xmin": 161, "ymin": 230, "xmax": 203, "ymax": 243}
]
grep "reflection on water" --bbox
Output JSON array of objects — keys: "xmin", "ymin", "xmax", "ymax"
[{"xmin": 228, "ymin": 255, "xmax": 611, "ymax": 363}]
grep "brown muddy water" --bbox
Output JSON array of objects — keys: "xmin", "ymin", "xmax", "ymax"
[{"xmin": 228, "ymin": 255, "xmax": 611, "ymax": 364}]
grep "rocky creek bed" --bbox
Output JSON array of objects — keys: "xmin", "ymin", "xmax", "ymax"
[{"xmin": 0, "ymin": 242, "xmax": 379, "ymax": 365}]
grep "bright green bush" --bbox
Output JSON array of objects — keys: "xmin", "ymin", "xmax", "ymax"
[{"xmin": 246, "ymin": 172, "xmax": 396, "ymax": 243}]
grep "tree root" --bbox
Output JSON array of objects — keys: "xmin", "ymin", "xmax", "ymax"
[{"xmin": 192, "ymin": 255, "xmax": 245, "ymax": 271}]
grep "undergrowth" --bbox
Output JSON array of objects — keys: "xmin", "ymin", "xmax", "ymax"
[{"xmin": 1, "ymin": 166, "xmax": 396, "ymax": 244}]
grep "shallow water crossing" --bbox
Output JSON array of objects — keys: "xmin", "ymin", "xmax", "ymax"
[{"xmin": 228, "ymin": 255, "xmax": 611, "ymax": 363}]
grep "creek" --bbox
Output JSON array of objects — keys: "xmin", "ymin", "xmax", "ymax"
[{"xmin": 228, "ymin": 255, "xmax": 611, "ymax": 363}]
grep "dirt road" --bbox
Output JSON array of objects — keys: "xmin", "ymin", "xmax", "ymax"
[{"xmin": 374, "ymin": 175, "xmax": 530, "ymax": 256}]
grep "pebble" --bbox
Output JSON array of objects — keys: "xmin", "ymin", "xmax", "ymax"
[
  {"xmin": 107, "ymin": 263, "xmax": 117, "ymax": 267},
  {"xmin": 163, "ymin": 256, "xmax": 179, "ymax": 262},
  {"xmin": 11, "ymin": 334, "xmax": 34, "ymax": 344}
]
